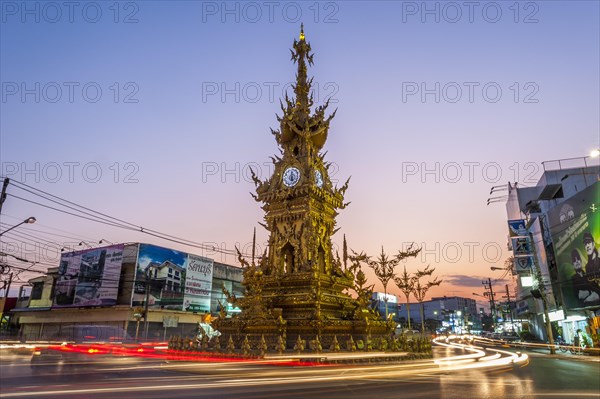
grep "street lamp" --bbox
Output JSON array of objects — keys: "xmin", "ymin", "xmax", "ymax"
[
  {"xmin": 591, "ymin": 149, "xmax": 600, "ymax": 158},
  {"xmin": 0, "ymin": 217, "xmax": 36, "ymax": 237}
]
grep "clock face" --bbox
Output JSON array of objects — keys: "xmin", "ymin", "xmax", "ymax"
[
  {"xmin": 315, "ymin": 170, "xmax": 324, "ymax": 188},
  {"xmin": 282, "ymin": 167, "xmax": 300, "ymax": 187}
]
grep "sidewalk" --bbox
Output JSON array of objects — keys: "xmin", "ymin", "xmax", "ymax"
[{"xmin": 506, "ymin": 343, "xmax": 600, "ymax": 363}]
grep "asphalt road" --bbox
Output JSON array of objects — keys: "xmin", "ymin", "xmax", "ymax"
[{"xmin": 1, "ymin": 342, "xmax": 598, "ymax": 399}]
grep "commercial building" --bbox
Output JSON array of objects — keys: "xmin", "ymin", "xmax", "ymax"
[
  {"xmin": 503, "ymin": 157, "xmax": 600, "ymax": 345},
  {"xmin": 372, "ymin": 293, "xmax": 481, "ymax": 333},
  {"xmin": 12, "ymin": 242, "xmax": 244, "ymax": 341}
]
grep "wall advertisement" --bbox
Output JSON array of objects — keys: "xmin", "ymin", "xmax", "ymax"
[
  {"xmin": 54, "ymin": 245, "xmax": 124, "ymax": 307},
  {"xmin": 132, "ymin": 244, "xmax": 214, "ymax": 312},
  {"xmin": 547, "ymin": 182, "xmax": 600, "ymax": 310},
  {"xmin": 184, "ymin": 255, "xmax": 213, "ymax": 312},
  {"xmin": 508, "ymin": 219, "xmax": 533, "ymax": 275}
]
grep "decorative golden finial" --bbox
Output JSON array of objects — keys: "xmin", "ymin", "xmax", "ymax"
[{"xmin": 299, "ymin": 23, "xmax": 305, "ymax": 41}]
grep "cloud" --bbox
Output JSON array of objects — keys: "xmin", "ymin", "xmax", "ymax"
[
  {"xmin": 138, "ymin": 255, "xmax": 152, "ymax": 269},
  {"xmin": 444, "ymin": 274, "xmax": 509, "ymax": 288}
]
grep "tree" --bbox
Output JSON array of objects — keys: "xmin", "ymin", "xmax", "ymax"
[
  {"xmin": 365, "ymin": 247, "xmax": 399, "ymax": 319},
  {"xmin": 504, "ymin": 256, "xmax": 515, "ymax": 275},
  {"xmin": 392, "ymin": 245, "xmax": 422, "ymax": 330},
  {"xmin": 347, "ymin": 250, "xmax": 374, "ymax": 316},
  {"xmin": 394, "ymin": 266, "xmax": 416, "ymax": 330},
  {"xmin": 413, "ymin": 265, "xmax": 442, "ymax": 333}
]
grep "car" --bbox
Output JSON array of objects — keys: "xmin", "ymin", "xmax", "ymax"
[
  {"xmin": 31, "ymin": 325, "xmax": 139, "ymax": 367},
  {"xmin": 500, "ymin": 332, "xmax": 521, "ymax": 342},
  {"xmin": 394, "ymin": 327, "xmax": 420, "ymax": 336}
]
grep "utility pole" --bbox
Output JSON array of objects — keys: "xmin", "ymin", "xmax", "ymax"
[
  {"xmin": 143, "ymin": 269, "xmax": 151, "ymax": 340},
  {"xmin": 505, "ymin": 284, "xmax": 515, "ymax": 332},
  {"xmin": 3, "ymin": 273, "xmax": 13, "ymax": 299},
  {"xmin": 0, "ymin": 178, "xmax": 9, "ymax": 215},
  {"xmin": 482, "ymin": 278, "xmax": 497, "ymax": 331},
  {"xmin": 529, "ymin": 231, "xmax": 555, "ymax": 354}
]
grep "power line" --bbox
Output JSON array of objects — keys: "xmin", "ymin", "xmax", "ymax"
[
  {"xmin": 0, "ymin": 220, "xmax": 99, "ymax": 242},
  {"xmin": 3, "ymin": 178, "xmax": 254, "ymax": 258},
  {"xmin": 1, "ymin": 213, "xmax": 101, "ymax": 242}
]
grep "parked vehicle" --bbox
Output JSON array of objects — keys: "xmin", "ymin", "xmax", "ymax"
[
  {"xmin": 500, "ymin": 332, "xmax": 521, "ymax": 342},
  {"xmin": 553, "ymin": 338, "xmax": 569, "ymax": 353}
]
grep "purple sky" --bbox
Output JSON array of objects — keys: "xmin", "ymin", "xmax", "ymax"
[{"xmin": 1, "ymin": 1, "xmax": 599, "ymax": 306}]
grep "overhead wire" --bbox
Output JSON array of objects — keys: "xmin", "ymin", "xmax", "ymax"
[
  {"xmin": 1, "ymin": 213, "xmax": 102, "ymax": 242},
  {"xmin": 4, "ymin": 178, "xmax": 253, "ymax": 258}
]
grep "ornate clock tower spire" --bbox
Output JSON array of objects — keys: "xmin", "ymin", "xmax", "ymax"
[
  {"xmin": 291, "ymin": 23, "xmax": 312, "ymax": 117},
  {"xmin": 251, "ymin": 24, "xmax": 347, "ymax": 279}
]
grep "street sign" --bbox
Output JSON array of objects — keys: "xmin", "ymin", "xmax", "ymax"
[{"xmin": 163, "ymin": 315, "xmax": 179, "ymax": 328}]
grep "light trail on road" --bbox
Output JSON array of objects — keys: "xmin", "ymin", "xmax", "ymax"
[{"xmin": 0, "ymin": 336, "xmax": 530, "ymax": 398}]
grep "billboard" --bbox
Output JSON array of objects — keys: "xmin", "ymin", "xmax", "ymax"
[
  {"xmin": 184, "ymin": 254, "xmax": 213, "ymax": 312},
  {"xmin": 372, "ymin": 292, "xmax": 398, "ymax": 304},
  {"xmin": 507, "ymin": 220, "xmax": 533, "ymax": 275},
  {"xmin": 508, "ymin": 219, "xmax": 527, "ymax": 237},
  {"xmin": 512, "ymin": 237, "xmax": 532, "ymax": 256},
  {"xmin": 132, "ymin": 244, "xmax": 214, "ymax": 312},
  {"xmin": 547, "ymin": 182, "xmax": 600, "ymax": 309},
  {"xmin": 54, "ymin": 245, "xmax": 124, "ymax": 307},
  {"xmin": 514, "ymin": 256, "xmax": 533, "ymax": 273}
]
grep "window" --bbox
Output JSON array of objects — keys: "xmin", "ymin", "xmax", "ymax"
[{"xmin": 31, "ymin": 282, "xmax": 44, "ymax": 300}]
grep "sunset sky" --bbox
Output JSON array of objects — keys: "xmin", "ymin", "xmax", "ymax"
[{"xmin": 1, "ymin": 1, "xmax": 599, "ymax": 308}]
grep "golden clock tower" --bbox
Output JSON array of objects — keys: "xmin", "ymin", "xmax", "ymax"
[
  {"xmin": 219, "ymin": 26, "xmax": 391, "ymax": 348},
  {"xmin": 252, "ymin": 23, "xmax": 347, "ymax": 279}
]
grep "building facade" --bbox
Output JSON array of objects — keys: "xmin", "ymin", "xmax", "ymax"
[
  {"xmin": 372, "ymin": 293, "xmax": 481, "ymax": 333},
  {"xmin": 13, "ymin": 242, "xmax": 244, "ymax": 341},
  {"xmin": 504, "ymin": 157, "xmax": 600, "ymax": 346}
]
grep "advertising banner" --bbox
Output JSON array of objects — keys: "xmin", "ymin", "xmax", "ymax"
[
  {"xmin": 54, "ymin": 245, "xmax": 124, "ymax": 307},
  {"xmin": 547, "ymin": 182, "xmax": 600, "ymax": 309},
  {"xmin": 514, "ymin": 256, "xmax": 534, "ymax": 273},
  {"xmin": 133, "ymin": 244, "xmax": 215, "ymax": 312},
  {"xmin": 508, "ymin": 220, "xmax": 527, "ymax": 237},
  {"xmin": 183, "ymin": 255, "xmax": 213, "ymax": 313},
  {"xmin": 508, "ymin": 220, "xmax": 533, "ymax": 275},
  {"xmin": 372, "ymin": 292, "xmax": 398, "ymax": 304},
  {"xmin": 133, "ymin": 244, "xmax": 187, "ymax": 310},
  {"xmin": 512, "ymin": 237, "xmax": 532, "ymax": 256}
]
